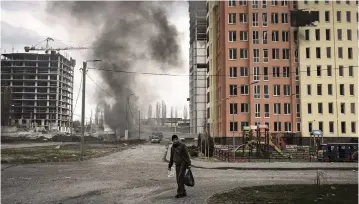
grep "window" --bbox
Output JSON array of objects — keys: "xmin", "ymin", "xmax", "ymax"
[
  {"xmin": 264, "ymin": 104, "xmax": 269, "ymax": 118},
  {"xmin": 252, "ymin": 31, "xmax": 259, "ymax": 44},
  {"xmin": 272, "ymin": 31, "xmax": 279, "ymax": 42},
  {"xmin": 325, "ymin": 11, "xmax": 330, "ymax": 22},
  {"xmin": 262, "ymin": 0, "xmax": 267, "ymax": 8},
  {"xmin": 252, "ymin": 13, "xmax": 259, "ymax": 26},
  {"xmin": 348, "ymin": 48, "xmax": 353, "ymax": 59},
  {"xmin": 346, "ymin": 0, "xmax": 350, "ymax": 4},
  {"xmin": 263, "ymin": 67, "xmax": 269, "ymax": 80},
  {"xmin": 253, "ymin": 67, "xmax": 260, "ymax": 81},
  {"xmin": 283, "ymin": 66, "xmax": 290, "ymax": 77},
  {"xmin": 349, "ymin": 66, "xmax": 354, "ymax": 77},
  {"xmin": 240, "ymin": 49, "xmax": 248, "ymax": 59},
  {"xmin": 285, "ymin": 122, "xmax": 292, "ymax": 132},
  {"xmin": 241, "ymin": 103, "xmax": 249, "ymax": 113},
  {"xmin": 346, "ymin": 11, "xmax": 351, "ymax": 23},
  {"xmin": 315, "ymin": 29, "xmax": 320, "ymax": 40},
  {"xmin": 337, "ymin": 11, "xmax": 341, "ymax": 22},
  {"xmin": 329, "ymin": 121, "xmax": 334, "ymax": 133},
  {"xmin": 263, "ymin": 49, "xmax": 268, "ymax": 63},
  {"xmin": 337, "ymin": 29, "xmax": 342, "ymax": 40},
  {"xmin": 252, "ymin": 0, "xmax": 259, "ymax": 8},
  {"xmin": 274, "ymin": 84, "xmax": 280, "ymax": 96},
  {"xmin": 240, "ymin": 67, "xmax": 248, "ymax": 76},
  {"xmin": 317, "ymin": 84, "xmax": 322, "ymax": 95},
  {"xmin": 294, "ymin": 31, "xmax": 298, "ymax": 43},
  {"xmin": 230, "ymin": 85, "xmax": 238, "ymax": 96},
  {"xmin": 339, "ymin": 66, "xmax": 344, "ymax": 76},
  {"xmin": 318, "ymin": 103, "xmax": 323, "ymax": 114},
  {"xmin": 325, "ymin": 29, "xmax": 330, "ymax": 40},
  {"xmin": 271, "ymin": 13, "xmax": 279, "ymax": 24},
  {"xmin": 316, "ymin": 65, "xmax": 322, "ymax": 76},
  {"xmin": 228, "ymin": 13, "xmax": 236, "ymax": 24},
  {"xmin": 296, "ymin": 85, "xmax": 300, "ymax": 98},
  {"xmin": 328, "ymin": 102, "xmax": 334, "ymax": 114},
  {"xmin": 240, "ymin": 85, "xmax": 249, "ymax": 95},
  {"xmin": 228, "ymin": 0, "xmax": 236, "ymax": 7},
  {"xmin": 239, "ymin": 0, "xmax": 247, "ymax": 5},
  {"xmin": 284, "ymin": 103, "xmax": 291, "ymax": 114},
  {"xmin": 349, "ymin": 84, "xmax": 354, "ymax": 96},
  {"xmin": 241, "ymin": 122, "xmax": 249, "ymax": 130},
  {"xmin": 306, "ymin": 48, "xmax": 310, "ymax": 59},
  {"xmin": 272, "ymin": 0, "xmax": 278, "ymax": 6},
  {"xmin": 263, "ymin": 31, "xmax": 268, "ymax": 44},
  {"xmin": 230, "ymin": 122, "xmax": 238, "ymax": 132},
  {"xmin": 264, "ymin": 85, "xmax": 269, "ymax": 98},
  {"xmin": 306, "ymin": 66, "xmax": 311, "ymax": 76},
  {"xmin": 351, "ymin": 103, "xmax": 355, "ymax": 114},
  {"xmin": 341, "ymin": 121, "xmax": 346, "ymax": 133},
  {"xmin": 308, "ymin": 103, "xmax": 312, "ymax": 114},
  {"xmin": 327, "ymin": 65, "xmax": 332, "ymax": 76},
  {"xmin": 307, "ymin": 84, "xmax": 312, "ymax": 95},
  {"xmin": 262, "ymin": 13, "xmax": 268, "ymax": 26},
  {"xmin": 351, "ymin": 122, "xmax": 356, "ymax": 133},
  {"xmin": 295, "ymin": 49, "xmax": 298, "ymax": 62},
  {"xmin": 347, "ymin": 29, "xmax": 352, "ymax": 40},
  {"xmin": 282, "ymin": 49, "xmax": 290, "ymax": 59},
  {"xmin": 295, "ymin": 67, "xmax": 299, "ymax": 81},
  {"xmin": 326, "ymin": 47, "xmax": 331, "ymax": 58},
  {"xmin": 229, "ymin": 48, "xmax": 237, "ymax": 60},
  {"xmin": 340, "ymin": 103, "xmax": 345, "ymax": 114},
  {"xmin": 281, "ymin": 0, "xmax": 288, "ymax": 6},
  {"xmin": 240, "ymin": 31, "xmax": 248, "ymax": 41},
  {"xmin": 274, "ymin": 122, "xmax": 282, "ymax": 132},
  {"xmin": 340, "ymin": 84, "xmax": 344, "ymax": 96},
  {"xmin": 281, "ymin": 31, "xmax": 289, "ymax": 42},
  {"xmin": 308, "ymin": 122, "xmax": 313, "ymax": 133},
  {"xmin": 229, "ymin": 67, "xmax": 237, "ymax": 78},
  {"xmin": 274, "ymin": 103, "xmax": 281, "ymax": 114},
  {"xmin": 318, "ymin": 121, "xmax": 323, "ymax": 132},
  {"xmin": 296, "ymin": 103, "xmax": 300, "ymax": 117},
  {"xmin": 284, "ymin": 85, "xmax": 291, "ymax": 96},
  {"xmin": 230, "ymin": 103, "xmax": 238, "ymax": 114},
  {"xmin": 273, "ymin": 66, "xmax": 280, "ymax": 77},
  {"xmin": 282, "ymin": 13, "xmax": 288, "ymax": 23},
  {"xmin": 328, "ymin": 84, "xmax": 333, "ymax": 95},
  {"xmin": 305, "ymin": 29, "xmax": 310, "ymax": 40},
  {"xmin": 228, "ymin": 31, "xmax": 237, "ymax": 42},
  {"xmin": 336, "ymin": 0, "xmax": 340, "ymax": 4},
  {"xmin": 254, "ymin": 85, "xmax": 260, "ymax": 99},
  {"xmin": 255, "ymin": 104, "xmax": 260, "ymax": 117},
  {"xmin": 338, "ymin": 47, "xmax": 343, "ymax": 58},
  {"xmin": 296, "ymin": 122, "xmax": 301, "ymax": 132},
  {"xmin": 272, "ymin": 48, "xmax": 279, "ymax": 59},
  {"xmin": 253, "ymin": 49, "xmax": 260, "ymax": 63},
  {"xmin": 265, "ymin": 122, "xmax": 270, "ymax": 130},
  {"xmin": 316, "ymin": 47, "xmax": 321, "ymax": 59},
  {"xmin": 240, "ymin": 13, "xmax": 248, "ymax": 23}
]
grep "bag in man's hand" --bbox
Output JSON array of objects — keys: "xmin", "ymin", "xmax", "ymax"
[{"xmin": 184, "ymin": 169, "xmax": 195, "ymax": 187}]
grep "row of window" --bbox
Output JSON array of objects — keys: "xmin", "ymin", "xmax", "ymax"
[
  {"xmin": 305, "ymin": 29, "xmax": 355, "ymax": 42},
  {"xmin": 229, "ymin": 121, "xmax": 357, "ymax": 134},
  {"xmin": 306, "ymin": 65, "xmax": 354, "ymax": 78},
  {"xmin": 229, "ymin": 84, "xmax": 298, "ymax": 97},
  {"xmin": 305, "ymin": 47, "xmax": 354, "ymax": 60},
  {"xmin": 229, "ymin": 103, "xmax": 298, "ymax": 116},
  {"xmin": 228, "ymin": 0, "xmax": 291, "ymax": 8},
  {"xmin": 304, "ymin": 0, "xmax": 358, "ymax": 5},
  {"xmin": 306, "ymin": 84, "xmax": 355, "ymax": 97},
  {"xmin": 229, "ymin": 48, "xmax": 293, "ymax": 60},
  {"xmin": 307, "ymin": 102, "xmax": 356, "ymax": 115},
  {"xmin": 228, "ymin": 30, "xmax": 291, "ymax": 43}
]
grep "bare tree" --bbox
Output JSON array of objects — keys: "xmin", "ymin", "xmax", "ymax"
[
  {"xmin": 148, "ymin": 104, "xmax": 152, "ymax": 119},
  {"xmin": 183, "ymin": 105, "xmax": 188, "ymax": 120},
  {"xmin": 170, "ymin": 106, "xmax": 174, "ymax": 118},
  {"xmin": 175, "ymin": 107, "xmax": 178, "ymax": 118},
  {"xmin": 156, "ymin": 102, "xmax": 161, "ymax": 126},
  {"xmin": 161, "ymin": 100, "xmax": 166, "ymax": 125}
]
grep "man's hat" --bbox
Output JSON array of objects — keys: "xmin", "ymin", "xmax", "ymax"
[{"xmin": 172, "ymin": 135, "xmax": 178, "ymax": 141}]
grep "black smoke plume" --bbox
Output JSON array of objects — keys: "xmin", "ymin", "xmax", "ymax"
[{"xmin": 46, "ymin": 1, "xmax": 183, "ymax": 133}]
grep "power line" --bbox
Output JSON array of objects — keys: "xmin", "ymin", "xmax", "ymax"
[
  {"xmin": 73, "ymin": 71, "xmax": 83, "ymax": 111},
  {"xmin": 86, "ymin": 72, "xmax": 119, "ymax": 100},
  {"xmin": 87, "ymin": 65, "xmax": 357, "ymax": 77}
]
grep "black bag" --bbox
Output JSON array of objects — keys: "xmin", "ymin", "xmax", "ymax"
[{"xmin": 184, "ymin": 169, "xmax": 195, "ymax": 187}]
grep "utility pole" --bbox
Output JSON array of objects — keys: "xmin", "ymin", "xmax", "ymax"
[
  {"xmin": 80, "ymin": 61, "xmax": 87, "ymax": 157},
  {"xmin": 138, "ymin": 110, "xmax": 141, "ymax": 139}
]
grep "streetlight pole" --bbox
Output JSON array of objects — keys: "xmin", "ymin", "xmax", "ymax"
[{"xmin": 80, "ymin": 60, "xmax": 101, "ymax": 158}]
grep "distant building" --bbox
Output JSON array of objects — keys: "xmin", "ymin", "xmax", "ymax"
[{"xmin": 1, "ymin": 52, "xmax": 75, "ymax": 132}]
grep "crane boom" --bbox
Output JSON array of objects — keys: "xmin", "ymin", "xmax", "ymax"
[{"xmin": 24, "ymin": 37, "xmax": 91, "ymax": 53}]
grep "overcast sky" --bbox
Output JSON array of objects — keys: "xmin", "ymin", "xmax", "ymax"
[{"xmin": 1, "ymin": 1, "xmax": 190, "ymax": 122}]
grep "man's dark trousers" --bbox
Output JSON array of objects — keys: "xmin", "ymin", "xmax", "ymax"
[{"xmin": 175, "ymin": 163, "xmax": 187, "ymax": 195}]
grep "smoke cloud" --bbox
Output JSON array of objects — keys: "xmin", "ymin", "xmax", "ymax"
[{"xmin": 46, "ymin": 1, "xmax": 183, "ymax": 132}]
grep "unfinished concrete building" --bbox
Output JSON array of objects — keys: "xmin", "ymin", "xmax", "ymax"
[{"xmin": 1, "ymin": 52, "xmax": 75, "ymax": 132}]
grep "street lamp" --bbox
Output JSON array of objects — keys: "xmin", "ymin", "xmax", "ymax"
[
  {"xmin": 125, "ymin": 93, "xmax": 134, "ymax": 140},
  {"xmin": 81, "ymin": 59, "xmax": 101, "ymax": 158}
]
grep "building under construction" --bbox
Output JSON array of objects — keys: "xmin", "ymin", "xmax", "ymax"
[{"xmin": 1, "ymin": 51, "xmax": 75, "ymax": 132}]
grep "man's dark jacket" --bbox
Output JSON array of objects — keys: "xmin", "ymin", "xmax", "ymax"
[{"xmin": 168, "ymin": 142, "xmax": 191, "ymax": 168}]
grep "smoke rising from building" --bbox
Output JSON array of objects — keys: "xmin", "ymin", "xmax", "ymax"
[{"xmin": 46, "ymin": 2, "xmax": 184, "ymax": 132}]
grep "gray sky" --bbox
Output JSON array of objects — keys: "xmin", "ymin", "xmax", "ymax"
[{"xmin": 1, "ymin": 1, "xmax": 190, "ymax": 121}]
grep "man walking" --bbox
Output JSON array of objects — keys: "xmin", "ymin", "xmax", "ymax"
[{"xmin": 168, "ymin": 135, "xmax": 191, "ymax": 198}]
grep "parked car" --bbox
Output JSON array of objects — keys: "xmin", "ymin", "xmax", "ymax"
[{"xmin": 151, "ymin": 136, "xmax": 161, "ymax": 143}]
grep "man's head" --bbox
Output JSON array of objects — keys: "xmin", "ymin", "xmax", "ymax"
[{"xmin": 172, "ymin": 135, "xmax": 179, "ymax": 144}]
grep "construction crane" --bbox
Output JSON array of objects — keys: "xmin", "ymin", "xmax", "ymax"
[{"xmin": 24, "ymin": 37, "xmax": 91, "ymax": 53}]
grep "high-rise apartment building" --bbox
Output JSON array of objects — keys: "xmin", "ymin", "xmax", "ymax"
[
  {"xmin": 1, "ymin": 52, "xmax": 75, "ymax": 132},
  {"xmin": 189, "ymin": 1, "xmax": 207, "ymax": 134},
  {"xmin": 298, "ymin": 0, "xmax": 358, "ymax": 140},
  {"xmin": 206, "ymin": 0, "xmax": 358, "ymax": 144}
]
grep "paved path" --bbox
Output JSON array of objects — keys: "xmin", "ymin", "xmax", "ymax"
[
  {"xmin": 1, "ymin": 142, "xmax": 79, "ymax": 149},
  {"xmin": 2, "ymin": 144, "xmax": 357, "ymax": 204}
]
